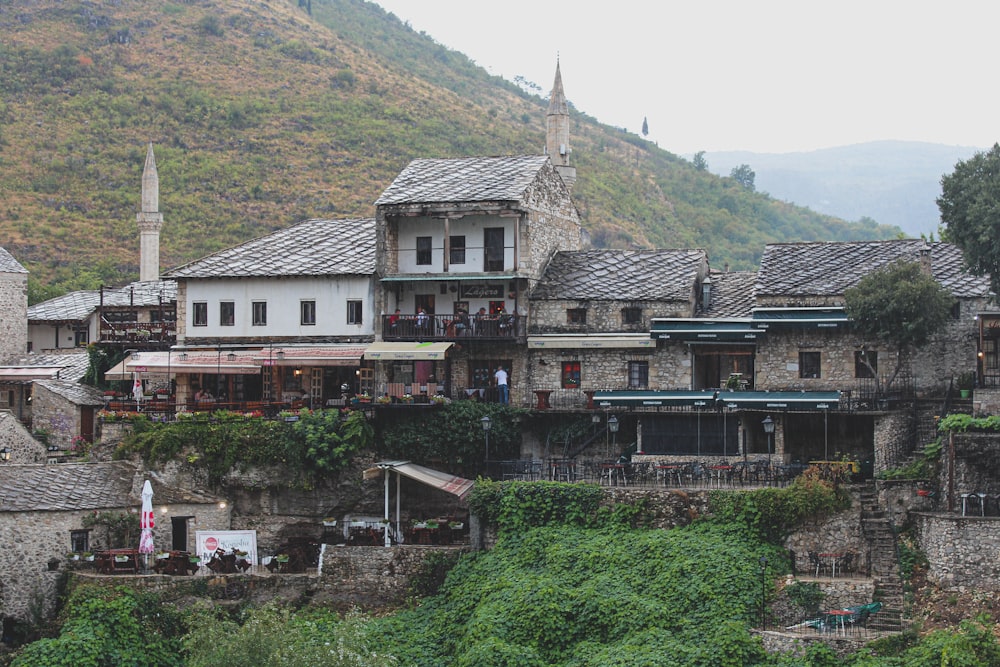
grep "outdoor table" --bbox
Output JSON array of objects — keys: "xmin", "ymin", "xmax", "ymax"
[
  {"xmin": 823, "ymin": 609, "xmax": 853, "ymax": 635},
  {"xmin": 95, "ymin": 548, "xmax": 139, "ymax": 575},
  {"xmin": 708, "ymin": 465, "xmax": 734, "ymax": 487}
]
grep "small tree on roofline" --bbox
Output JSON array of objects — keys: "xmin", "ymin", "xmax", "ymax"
[{"xmin": 844, "ymin": 260, "xmax": 953, "ymax": 396}]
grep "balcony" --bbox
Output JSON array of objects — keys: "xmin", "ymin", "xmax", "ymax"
[
  {"xmin": 381, "ymin": 313, "xmax": 524, "ymax": 342},
  {"xmin": 99, "ymin": 320, "xmax": 176, "ymax": 348}
]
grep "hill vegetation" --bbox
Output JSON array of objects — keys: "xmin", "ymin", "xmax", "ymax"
[{"xmin": 0, "ymin": 0, "xmax": 899, "ymax": 302}]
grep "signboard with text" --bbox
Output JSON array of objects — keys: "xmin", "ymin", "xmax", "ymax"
[
  {"xmin": 460, "ymin": 284, "xmax": 504, "ymax": 299},
  {"xmin": 195, "ymin": 529, "xmax": 259, "ymax": 565}
]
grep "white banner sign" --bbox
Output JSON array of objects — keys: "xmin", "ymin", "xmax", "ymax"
[{"xmin": 195, "ymin": 529, "xmax": 258, "ymax": 565}]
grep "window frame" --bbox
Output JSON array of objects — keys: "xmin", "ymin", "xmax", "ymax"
[
  {"xmin": 561, "ymin": 361, "xmax": 581, "ymax": 389},
  {"xmin": 220, "ymin": 301, "xmax": 235, "ymax": 327},
  {"xmin": 301, "ymin": 300, "xmax": 317, "ymax": 326},
  {"xmin": 347, "ymin": 299, "xmax": 363, "ymax": 325},
  {"xmin": 622, "ymin": 307, "xmax": 642, "ymax": 325},
  {"xmin": 799, "ymin": 351, "xmax": 821, "ymax": 379},
  {"xmin": 193, "ymin": 302, "xmax": 208, "ymax": 327},
  {"xmin": 449, "ymin": 235, "xmax": 466, "ymax": 265},
  {"xmin": 627, "ymin": 361, "xmax": 649, "ymax": 389},
  {"xmin": 567, "ymin": 308, "xmax": 587, "ymax": 325},
  {"xmin": 252, "ymin": 301, "xmax": 267, "ymax": 327},
  {"xmin": 416, "ymin": 236, "xmax": 433, "ymax": 265}
]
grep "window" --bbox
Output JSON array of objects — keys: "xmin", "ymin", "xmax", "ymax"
[
  {"xmin": 1, "ymin": 390, "xmax": 12, "ymax": 407},
  {"xmin": 70, "ymin": 529, "xmax": 90, "ymax": 553},
  {"xmin": 220, "ymin": 302, "xmax": 235, "ymax": 326},
  {"xmin": 74, "ymin": 328, "xmax": 89, "ymax": 346},
  {"xmin": 799, "ymin": 351, "xmax": 821, "ymax": 379},
  {"xmin": 855, "ymin": 350, "xmax": 877, "ymax": 378},
  {"xmin": 484, "ymin": 227, "xmax": 504, "ymax": 271},
  {"xmin": 252, "ymin": 301, "xmax": 267, "ymax": 326},
  {"xmin": 950, "ymin": 301, "xmax": 961, "ymax": 320},
  {"xmin": 561, "ymin": 361, "xmax": 581, "ymax": 389},
  {"xmin": 628, "ymin": 361, "xmax": 649, "ymax": 389},
  {"xmin": 622, "ymin": 307, "xmax": 642, "ymax": 325},
  {"xmin": 567, "ymin": 308, "xmax": 587, "ymax": 324},
  {"xmin": 347, "ymin": 300, "xmax": 363, "ymax": 324},
  {"xmin": 301, "ymin": 300, "xmax": 316, "ymax": 326},
  {"xmin": 193, "ymin": 302, "xmax": 208, "ymax": 327},
  {"xmin": 416, "ymin": 236, "xmax": 432, "ymax": 265},
  {"xmin": 449, "ymin": 235, "xmax": 466, "ymax": 264}
]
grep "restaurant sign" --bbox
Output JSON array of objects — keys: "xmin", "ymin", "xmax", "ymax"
[
  {"xmin": 460, "ymin": 284, "xmax": 504, "ymax": 299},
  {"xmin": 195, "ymin": 529, "xmax": 259, "ymax": 565}
]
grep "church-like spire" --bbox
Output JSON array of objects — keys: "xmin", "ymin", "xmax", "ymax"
[
  {"xmin": 137, "ymin": 143, "xmax": 164, "ymax": 282},
  {"xmin": 545, "ymin": 59, "xmax": 576, "ymax": 190}
]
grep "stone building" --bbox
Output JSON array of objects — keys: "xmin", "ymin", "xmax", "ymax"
[
  {"xmin": 0, "ymin": 247, "xmax": 27, "ymax": 365},
  {"xmin": 0, "ymin": 462, "xmax": 228, "ymax": 627},
  {"xmin": 30, "ymin": 379, "xmax": 106, "ymax": 451}
]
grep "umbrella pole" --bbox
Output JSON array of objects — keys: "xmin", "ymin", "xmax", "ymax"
[{"xmin": 384, "ymin": 468, "xmax": 391, "ymax": 547}]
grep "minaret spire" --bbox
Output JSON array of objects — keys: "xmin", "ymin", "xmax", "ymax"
[
  {"xmin": 545, "ymin": 59, "xmax": 576, "ymax": 190},
  {"xmin": 136, "ymin": 143, "xmax": 163, "ymax": 282}
]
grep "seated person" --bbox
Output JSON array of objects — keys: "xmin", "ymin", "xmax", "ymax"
[{"xmin": 194, "ymin": 389, "xmax": 213, "ymax": 403}]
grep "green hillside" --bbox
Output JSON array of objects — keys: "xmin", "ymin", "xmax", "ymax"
[{"xmin": 0, "ymin": 0, "xmax": 899, "ymax": 302}]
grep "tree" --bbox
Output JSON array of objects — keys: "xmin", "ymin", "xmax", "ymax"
[
  {"xmin": 692, "ymin": 151, "xmax": 708, "ymax": 171},
  {"xmin": 938, "ymin": 143, "xmax": 1000, "ymax": 295},
  {"xmin": 730, "ymin": 164, "xmax": 756, "ymax": 191},
  {"xmin": 843, "ymin": 260, "xmax": 953, "ymax": 395},
  {"xmin": 641, "ymin": 116, "xmax": 648, "ymax": 137}
]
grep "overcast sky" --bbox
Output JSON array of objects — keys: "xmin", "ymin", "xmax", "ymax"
[{"xmin": 372, "ymin": 0, "xmax": 998, "ymax": 156}]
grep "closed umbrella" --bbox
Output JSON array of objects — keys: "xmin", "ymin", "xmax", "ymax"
[{"xmin": 139, "ymin": 480, "xmax": 155, "ymax": 559}]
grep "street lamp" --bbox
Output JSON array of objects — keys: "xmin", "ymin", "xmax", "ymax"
[
  {"xmin": 608, "ymin": 415, "xmax": 619, "ymax": 458},
  {"xmin": 762, "ymin": 415, "xmax": 775, "ymax": 468},
  {"xmin": 481, "ymin": 415, "xmax": 492, "ymax": 471},
  {"xmin": 759, "ymin": 555, "xmax": 768, "ymax": 628},
  {"xmin": 0, "ymin": 447, "xmax": 10, "ymax": 462}
]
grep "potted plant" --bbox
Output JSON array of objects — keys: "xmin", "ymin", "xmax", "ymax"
[
  {"xmin": 82, "ymin": 552, "xmax": 94, "ymax": 562},
  {"xmin": 66, "ymin": 552, "xmax": 79, "ymax": 561},
  {"xmin": 957, "ymin": 371, "xmax": 975, "ymax": 398}
]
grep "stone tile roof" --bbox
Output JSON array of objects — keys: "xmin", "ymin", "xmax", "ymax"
[
  {"xmin": 27, "ymin": 280, "xmax": 177, "ymax": 322},
  {"xmin": 0, "ymin": 247, "xmax": 27, "ymax": 274},
  {"xmin": 375, "ymin": 155, "xmax": 552, "ymax": 206},
  {"xmin": 756, "ymin": 240, "xmax": 993, "ymax": 299},
  {"xmin": 0, "ymin": 462, "xmax": 139, "ymax": 512},
  {"xmin": 3, "ymin": 351, "xmax": 91, "ymax": 383},
  {"xmin": 531, "ymin": 249, "xmax": 707, "ymax": 301},
  {"xmin": 164, "ymin": 218, "xmax": 375, "ymax": 279},
  {"xmin": 0, "ymin": 462, "xmax": 220, "ymax": 512},
  {"xmin": 702, "ymin": 271, "xmax": 757, "ymax": 318},
  {"xmin": 35, "ymin": 378, "xmax": 105, "ymax": 406}
]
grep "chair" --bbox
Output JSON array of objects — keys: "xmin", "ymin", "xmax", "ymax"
[
  {"xmin": 808, "ymin": 551, "xmax": 822, "ymax": 577},
  {"xmin": 387, "ymin": 383, "xmax": 407, "ymax": 399}
]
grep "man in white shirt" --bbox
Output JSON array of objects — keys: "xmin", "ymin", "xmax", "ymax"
[{"xmin": 494, "ymin": 366, "xmax": 509, "ymax": 404}]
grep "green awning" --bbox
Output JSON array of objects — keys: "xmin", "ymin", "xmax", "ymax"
[
  {"xmin": 751, "ymin": 307, "xmax": 848, "ymax": 329},
  {"xmin": 650, "ymin": 319, "xmax": 761, "ymax": 342},
  {"xmin": 593, "ymin": 390, "xmax": 718, "ymax": 408},
  {"xmin": 714, "ymin": 391, "xmax": 841, "ymax": 410}
]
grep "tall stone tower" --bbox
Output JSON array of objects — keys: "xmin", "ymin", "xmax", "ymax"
[
  {"xmin": 0, "ymin": 247, "xmax": 28, "ymax": 364},
  {"xmin": 545, "ymin": 60, "xmax": 576, "ymax": 191},
  {"xmin": 136, "ymin": 143, "xmax": 163, "ymax": 282}
]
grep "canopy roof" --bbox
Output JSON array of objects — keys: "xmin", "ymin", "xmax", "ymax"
[{"xmin": 364, "ymin": 460, "xmax": 474, "ymax": 499}]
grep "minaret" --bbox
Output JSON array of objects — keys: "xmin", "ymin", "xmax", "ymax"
[
  {"xmin": 136, "ymin": 143, "xmax": 163, "ymax": 282},
  {"xmin": 545, "ymin": 60, "xmax": 576, "ymax": 191}
]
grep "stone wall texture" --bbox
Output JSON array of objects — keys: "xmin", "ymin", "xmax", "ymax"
[
  {"xmin": 31, "ymin": 384, "xmax": 84, "ymax": 449},
  {"xmin": 912, "ymin": 512, "xmax": 1000, "ymax": 590},
  {"xmin": 0, "ymin": 271, "xmax": 27, "ymax": 364}
]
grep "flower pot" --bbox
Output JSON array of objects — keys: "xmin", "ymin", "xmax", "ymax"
[{"xmin": 960, "ymin": 389, "xmax": 971, "ymax": 398}]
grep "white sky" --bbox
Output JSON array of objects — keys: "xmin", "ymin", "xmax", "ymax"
[{"xmin": 372, "ymin": 0, "xmax": 998, "ymax": 155}]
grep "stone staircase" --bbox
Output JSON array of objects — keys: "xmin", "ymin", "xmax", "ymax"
[{"xmin": 858, "ymin": 483, "xmax": 906, "ymax": 631}]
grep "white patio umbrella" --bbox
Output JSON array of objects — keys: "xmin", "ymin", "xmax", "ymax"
[
  {"xmin": 132, "ymin": 373, "xmax": 144, "ymax": 407},
  {"xmin": 139, "ymin": 480, "xmax": 155, "ymax": 557}
]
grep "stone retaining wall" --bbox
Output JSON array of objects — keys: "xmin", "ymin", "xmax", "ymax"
[{"xmin": 911, "ymin": 512, "xmax": 1000, "ymax": 591}]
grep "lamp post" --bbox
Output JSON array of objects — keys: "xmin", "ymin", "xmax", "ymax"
[
  {"xmin": 608, "ymin": 414, "xmax": 619, "ymax": 458},
  {"xmin": 481, "ymin": 415, "xmax": 492, "ymax": 476},
  {"xmin": 762, "ymin": 415, "xmax": 775, "ymax": 470},
  {"xmin": 0, "ymin": 447, "xmax": 10, "ymax": 462},
  {"xmin": 759, "ymin": 555, "xmax": 768, "ymax": 628}
]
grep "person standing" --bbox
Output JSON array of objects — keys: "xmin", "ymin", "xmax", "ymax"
[{"xmin": 494, "ymin": 366, "xmax": 509, "ymax": 404}]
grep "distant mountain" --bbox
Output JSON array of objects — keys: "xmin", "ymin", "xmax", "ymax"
[
  {"xmin": 0, "ymin": 0, "xmax": 900, "ymax": 300},
  {"xmin": 704, "ymin": 141, "xmax": 984, "ymax": 238}
]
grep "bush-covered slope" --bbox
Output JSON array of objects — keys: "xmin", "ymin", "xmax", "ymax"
[{"xmin": 0, "ymin": 0, "xmax": 899, "ymax": 302}]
